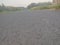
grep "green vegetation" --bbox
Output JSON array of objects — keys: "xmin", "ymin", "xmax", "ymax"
[
  {"xmin": 49, "ymin": 4, "xmax": 60, "ymax": 9},
  {"xmin": 30, "ymin": 4, "xmax": 60, "ymax": 10},
  {"xmin": 27, "ymin": 2, "xmax": 60, "ymax": 10},
  {"xmin": 27, "ymin": 2, "xmax": 52, "ymax": 9},
  {"xmin": 0, "ymin": 10, "xmax": 3, "ymax": 12},
  {"xmin": 30, "ymin": 6, "xmax": 50, "ymax": 10},
  {"xmin": 0, "ymin": 3, "xmax": 60, "ymax": 12},
  {"xmin": 0, "ymin": 4, "xmax": 25, "ymax": 13}
]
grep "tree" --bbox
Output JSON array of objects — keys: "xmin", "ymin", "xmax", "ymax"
[
  {"xmin": 27, "ymin": 3, "xmax": 37, "ymax": 9},
  {"xmin": 27, "ymin": 2, "xmax": 52, "ymax": 9}
]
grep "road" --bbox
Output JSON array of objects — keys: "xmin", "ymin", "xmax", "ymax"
[{"xmin": 0, "ymin": 10, "xmax": 60, "ymax": 45}]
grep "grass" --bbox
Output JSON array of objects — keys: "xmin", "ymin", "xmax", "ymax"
[
  {"xmin": 49, "ymin": 4, "xmax": 60, "ymax": 9},
  {"xmin": 0, "ymin": 10, "xmax": 16, "ymax": 14},
  {"xmin": 30, "ymin": 4, "xmax": 60, "ymax": 10},
  {"xmin": 30, "ymin": 6, "xmax": 50, "ymax": 10},
  {"xmin": 0, "ymin": 9, "xmax": 22, "ymax": 14},
  {"xmin": 0, "ymin": 10, "xmax": 3, "ymax": 12}
]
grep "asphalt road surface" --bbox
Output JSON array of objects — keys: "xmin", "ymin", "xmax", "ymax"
[{"xmin": 0, "ymin": 10, "xmax": 60, "ymax": 45}]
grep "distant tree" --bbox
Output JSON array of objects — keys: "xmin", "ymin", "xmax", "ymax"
[
  {"xmin": 1, "ymin": 3, "xmax": 5, "ymax": 7},
  {"xmin": 27, "ymin": 2, "xmax": 52, "ymax": 9},
  {"xmin": 27, "ymin": 3, "xmax": 37, "ymax": 9}
]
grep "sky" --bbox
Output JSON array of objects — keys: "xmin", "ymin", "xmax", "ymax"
[{"xmin": 0, "ymin": 0, "xmax": 52, "ymax": 7}]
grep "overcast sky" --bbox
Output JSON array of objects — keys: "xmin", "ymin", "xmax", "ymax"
[{"xmin": 0, "ymin": 0, "xmax": 52, "ymax": 7}]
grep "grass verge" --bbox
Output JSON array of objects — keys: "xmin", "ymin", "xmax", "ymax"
[{"xmin": 30, "ymin": 4, "xmax": 60, "ymax": 10}]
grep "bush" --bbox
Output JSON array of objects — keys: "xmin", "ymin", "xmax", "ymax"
[
  {"xmin": 0, "ymin": 10, "xmax": 3, "ymax": 12},
  {"xmin": 30, "ymin": 6, "xmax": 50, "ymax": 10},
  {"xmin": 30, "ymin": 4, "xmax": 60, "ymax": 10},
  {"xmin": 49, "ymin": 4, "xmax": 60, "ymax": 9},
  {"xmin": 53, "ymin": 5, "xmax": 60, "ymax": 9}
]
